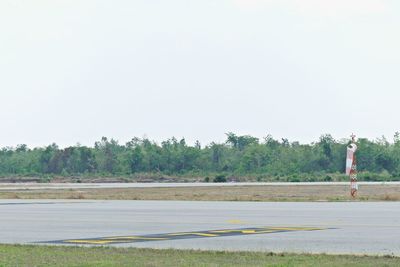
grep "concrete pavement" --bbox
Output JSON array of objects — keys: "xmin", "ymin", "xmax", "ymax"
[{"xmin": 1, "ymin": 200, "xmax": 399, "ymax": 255}]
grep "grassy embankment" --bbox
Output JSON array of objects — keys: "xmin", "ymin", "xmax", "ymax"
[
  {"xmin": 1, "ymin": 184, "xmax": 400, "ymax": 201},
  {"xmin": 0, "ymin": 245, "xmax": 399, "ymax": 267}
]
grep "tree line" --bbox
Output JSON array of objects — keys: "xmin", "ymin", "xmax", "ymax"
[{"xmin": 1, "ymin": 133, "xmax": 400, "ymax": 181}]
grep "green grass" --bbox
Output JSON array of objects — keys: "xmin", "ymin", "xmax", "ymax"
[{"xmin": 0, "ymin": 245, "xmax": 399, "ymax": 267}]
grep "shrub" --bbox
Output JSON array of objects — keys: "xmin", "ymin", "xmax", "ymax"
[{"xmin": 213, "ymin": 175, "xmax": 227, "ymax": 183}]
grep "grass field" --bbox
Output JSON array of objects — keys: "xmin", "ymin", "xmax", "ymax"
[
  {"xmin": 0, "ymin": 245, "xmax": 399, "ymax": 267},
  {"xmin": 1, "ymin": 184, "xmax": 399, "ymax": 201}
]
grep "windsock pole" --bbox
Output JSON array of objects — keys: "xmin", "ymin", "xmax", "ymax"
[{"xmin": 346, "ymin": 134, "xmax": 358, "ymax": 198}]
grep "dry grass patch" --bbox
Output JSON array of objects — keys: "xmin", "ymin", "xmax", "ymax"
[{"xmin": 1, "ymin": 184, "xmax": 400, "ymax": 202}]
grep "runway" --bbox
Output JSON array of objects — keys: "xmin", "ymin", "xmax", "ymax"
[{"xmin": 1, "ymin": 200, "xmax": 399, "ymax": 255}]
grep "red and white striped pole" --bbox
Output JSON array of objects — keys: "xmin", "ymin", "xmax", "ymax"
[{"xmin": 346, "ymin": 134, "xmax": 358, "ymax": 198}]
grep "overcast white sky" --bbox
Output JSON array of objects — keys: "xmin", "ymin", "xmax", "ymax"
[{"xmin": 1, "ymin": 0, "xmax": 399, "ymax": 148}]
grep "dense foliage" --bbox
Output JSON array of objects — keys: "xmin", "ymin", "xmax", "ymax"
[{"xmin": 1, "ymin": 133, "xmax": 400, "ymax": 181}]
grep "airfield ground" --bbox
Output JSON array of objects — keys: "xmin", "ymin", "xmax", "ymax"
[{"xmin": 1, "ymin": 183, "xmax": 399, "ymax": 201}]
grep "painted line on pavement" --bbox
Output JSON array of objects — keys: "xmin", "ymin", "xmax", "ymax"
[{"xmin": 43, "ymin": 226, "xmax": 329, "ymax": 245}]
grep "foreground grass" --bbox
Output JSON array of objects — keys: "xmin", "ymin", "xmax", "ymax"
[
  {"xmin": 0, "ymin": 245, "xmax": 399, "ymax": 267},
  {"xmin": 1, "ymin": 184, "xmax": 400, "ymax": 202}
]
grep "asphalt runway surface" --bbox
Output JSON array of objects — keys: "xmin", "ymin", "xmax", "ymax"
[{"xmin": 1, "ymin": 200, "xmax": 399, "ymax": 255}]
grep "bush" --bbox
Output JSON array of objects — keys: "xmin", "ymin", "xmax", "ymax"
[
  {"xmin": 213, "ymin": 175, "xmax": 227, "ymax": 183},
  {"xmin": 306, "ymin": 177, "xmax": 316, "ymax": 182},
  {"xmin": 287, "ymin": 175, "xmax": 300, "ymax": 182}
]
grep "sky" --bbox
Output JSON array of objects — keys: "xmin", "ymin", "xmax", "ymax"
[{"xmin": 1, "ymin": 0, "xmax": 399, "ymax": 148}]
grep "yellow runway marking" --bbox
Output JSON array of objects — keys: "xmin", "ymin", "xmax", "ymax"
[
  {"xmin": 210, "ymin": 229, "xmax": 275, "ymax": 234},
  {"xmin": 268, "ymin": 227, "xmax": 323, "ymax": 231},
  {"xmin": 168, "ymin": 232, "xmax": 218, "ymax": 237},
  {"xmin": 104, "ymin": 236, "xmax": 168, "ymax": 240},
  {"xmin": 50, "ymin": 226, "xmax": 328, "ymax": 245}
]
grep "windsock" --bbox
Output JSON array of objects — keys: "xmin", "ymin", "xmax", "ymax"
[{"xmin": 346, "ymin": 142, "xmax": 358, "ymax": 197}]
